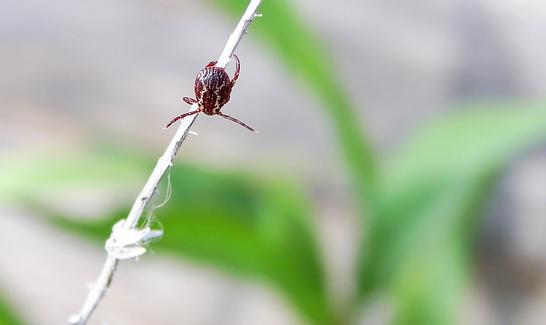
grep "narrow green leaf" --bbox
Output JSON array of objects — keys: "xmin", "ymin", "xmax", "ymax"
[
  {"xmin": 359, "ymin": 101, "xmax": 546, "ymax": 324},
  {"xmin": 50, "ymin": 162, "xmax": 334, "ymax": 325},
  {"xmin": 391, "ymin": 231, "xmax": 468, "ymax": 325},
  {"xmin": 207, "ymin": 0, "xmax": 378, "ymax": 206},
  {"xmin": 0, "ymin": 147, "xmax": 148, "ymax": 208},
  {"xmin": 0, "ymin": 291, "xmax": 25, "ymax": 325}
]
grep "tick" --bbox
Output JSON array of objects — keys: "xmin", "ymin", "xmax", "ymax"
[{"xmin": 164, "ymin": 54, "xmax": 254, "ymax": 132}]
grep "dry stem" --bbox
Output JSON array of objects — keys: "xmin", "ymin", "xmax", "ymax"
[{"xmin": 68, "ymin": 0, "xmax": 262, "ymax": 323}]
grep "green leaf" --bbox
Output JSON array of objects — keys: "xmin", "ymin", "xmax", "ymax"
[
  {"xmin": 0, "ymin": 291, "xmax": 25, "ymax": 325},
  {"xmin": 358, "ymin": 101, "xmax": 546, "ymax": 324},
  {"xmin": 387, "ymin": 181, "xmax": 476, "ymax": 325},
  {"xmin": 0, "ymin": 147, "xmax": 148, "ymax": 208},
  {"xmin": 207, "ymin": 0, "xmax": 378, "ymax": 206},
  {"xmin": 50, "ymin": 163, "xmax": 335, "ymax": 325}
]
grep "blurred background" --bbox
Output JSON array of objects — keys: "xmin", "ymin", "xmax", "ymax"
[{"xmin": 1, "ymin": 0, "xmax": 546, "ymax": 324}]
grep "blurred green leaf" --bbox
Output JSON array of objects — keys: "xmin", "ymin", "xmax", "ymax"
[
  {"xmin": 358, "ymin": 101, "xmax": 546, "ymax": 324},
  {"xmin": 0, "ymin": 291, "xmax": 25, "ymax": 325},
  {"xmin": 208, "ymin": 0, "xmax": 378, "ymax": 206},
  {"xmin": 0, "ymin": 147, "xmax": 148, "ymax": 208},
  {"xmin": 50, "ymin": 161, "xmax": 334, "ymax": 325}
]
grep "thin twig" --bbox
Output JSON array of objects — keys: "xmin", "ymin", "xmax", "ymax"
[
  {"xmin": 216, "ymin": 0, "xmax": 263, "ymax": 69},
  {"xmin": 123, "ymin": 105, "xmax": 198, "ymax": 230},
  {"xmin": 68, "ymin": 0, "xmax": 262, "ymax": 323}
]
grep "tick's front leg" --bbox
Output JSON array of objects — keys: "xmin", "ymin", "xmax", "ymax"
[
  {"xmin": 183, "ymin": 97, "xmax": 197, "ymax": 105},
  {"xmin": 164, "ymin": 110, "xmax": 199, "ymax": 129},
  {"xmin": 230, "ymin": 55, "xmax": 240, "ymax": 88},
  {"xmin": 217, "ymin": 112, "xmax": 255, "ymax": 132}
]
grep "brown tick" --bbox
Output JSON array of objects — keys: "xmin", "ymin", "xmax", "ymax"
[{"xmin": 165, "ymin": 54, "xmax": 254, "ymax": 132}]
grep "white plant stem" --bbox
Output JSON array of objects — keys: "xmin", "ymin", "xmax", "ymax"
[
  {"xmin": 216, "ymin": 0, "xmax": 263, "ymax": 69},
  {"xmin": 124, "ymin": 104, "xmax": 199, "ymax": 230},
  {"xmin": 67, "ymin": 105, "xmax": 199, "ymax": 325},
  {"xmin": 68, "ymin": 0, "xmax": 262, "ymax": 323}
]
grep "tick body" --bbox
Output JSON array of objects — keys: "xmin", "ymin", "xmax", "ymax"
[{"xmin": 165, "ymin": 55, "xmax": 254, "ymax": 132}]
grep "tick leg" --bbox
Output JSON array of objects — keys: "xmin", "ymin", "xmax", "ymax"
[
  {"xmin": 164, "ymin": 110, "xmax": 199, "ymax": 129},
  {"xmin": 183, "ymin": 97, "xmax": 197, "ymax": 105},
  {"xmin": 230, "ymin": 54, "xmax": 240, "ymax": 87},
  {"xmin": 206, "ymin": 61, "xmax": 217, "ymax": 67},
  {"xmin": 217, "ymin": 112, "xmax": 254, "ymax": 132}
]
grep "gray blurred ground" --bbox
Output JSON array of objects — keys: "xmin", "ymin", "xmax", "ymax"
[{"xmin": 1, "ymin": 0, "xmax": 546, "ymax": 324}]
